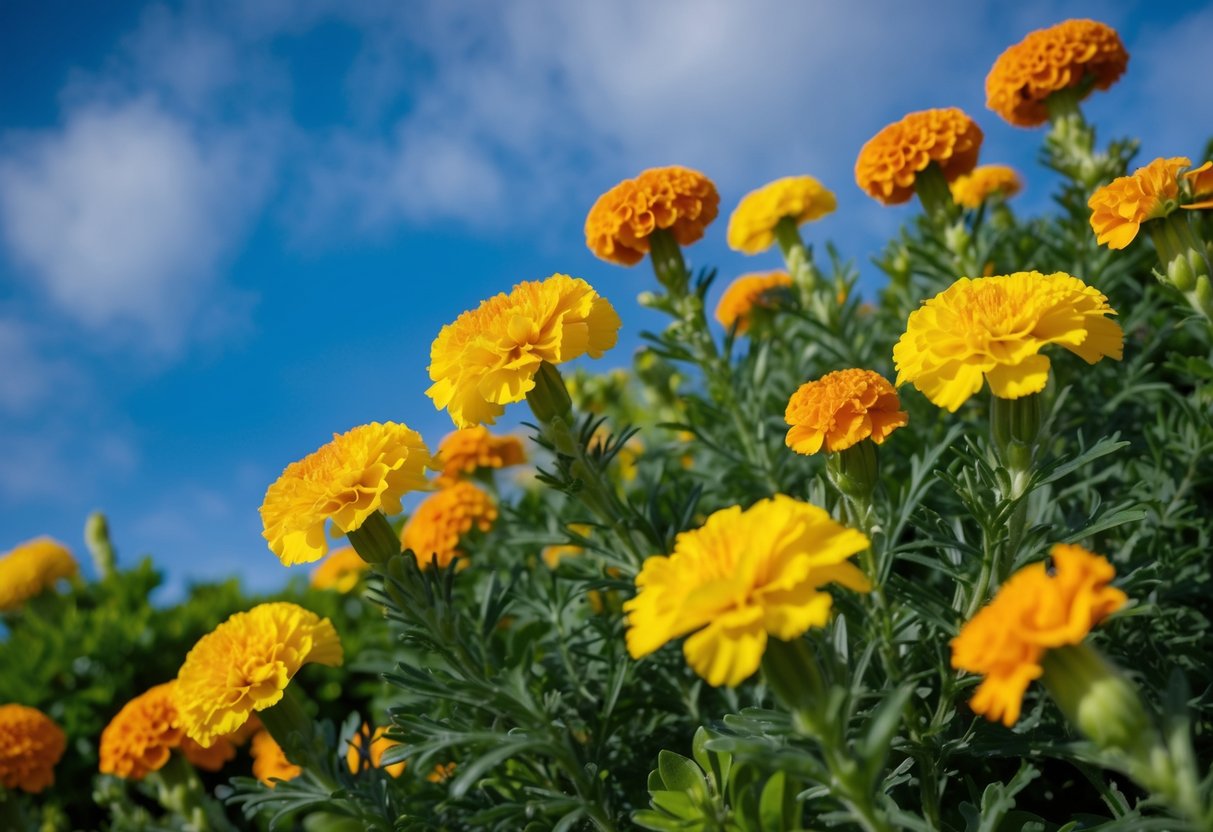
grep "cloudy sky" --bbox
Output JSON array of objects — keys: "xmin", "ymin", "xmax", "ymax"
[{"xmin": 2, "ymin": 0, "xmax": 1210, "ymax": 597}]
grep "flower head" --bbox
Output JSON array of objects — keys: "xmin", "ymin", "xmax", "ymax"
[
  {"xmin": 427, "ymin": 274, "xmax": 621, "ymax": 428},
  {"xmin": 261, "ymin": 423, "xmax": 434, "ymax": 566},
  {"xmin": 585, "ymin": 166, "xmax": 719, "ymax": 266},
  {"xmin": 436, "ymin": 426, "xmax": 526, "ymax": 485},
  {"xmin": 174, "ymin": 603, "xmax": 343, "ymax": 747},
  {"xmin": 310, "ymin": 547, "xmax": 370, "ymax": 593},
  {"xmin": 785, "ymin": 369, "xmax": 908, "ymax": 455},
  {"xmin": 714, "ymin": 271, "xmax": 794, "ymax": 334},
  {"xmin": 346, "ymin": 724, "xmax": 405, "ymax": 777},
  {"xmin": 99, "ymin": 682, "xmax": 183, "ymax": 779},
  {"xmin": 1088, "ymin": 157, "xmax": 1190, "ymax": 249},
  {"xmin": 250, "ymin": 729, "xmax": 301, "ymax": 787},
  {"xmin": 855, "ymin": 108, "xmax": 983, "ymax": 205},
  {"xmin": 1185, "ymin": 161, "xmax": 1213, "ymax": 209},
  {"xmin": 950, "ymin": 165, "xmax": 1023, "ymax": 209},
  {"xmin": 0, "ymin": 704, "xmax": 66, "ymax": 793},
  {"xmin": 951, "ymin": 543, "xmax": 1126, "ymax": 726},
  {"xmin": 625, "ymin": 496, "xmax": 870, "ymax": 687},
  {"xmin": 986, "ymin": 19, "xmax": 1128, "ymax": 128},
  {"xmin": 893, "ymin": 271, "xmax": 1122, "ymax": 412},
  {"xmin": 402, "ymin": 482, "xmax": 497, "ymax": 569},
  {"xmin": 0, "ymin": 538, "xmax": 78, "ymax": 611},
  {"xmin": 727, "ymin": 176, "xmax": 836, "ymax": 254}
]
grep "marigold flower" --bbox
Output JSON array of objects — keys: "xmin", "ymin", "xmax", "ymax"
[
  {"xmin": 346, "ymin": 724, "xmax": 405, "ymax": 777},
  {"xmin": 1186, "ymin": 161, "xmax": 1213, "ymax": 209},
  {"xmin": 585, "ymin": 166, "xmax": 719, "ymax": 266},
  {"xmin": 174, "ymin": 603, "xmax": 343, "ymax": 747},
  {"xmin": 428, "ymin": 762, "xmax": 457, "ymax": 783},
  {"xmin": 855, "ymin": 108, "xmax": 983, "ymax": 205},
  {"xmin": 950, "ymin": 165, "xmax": 1023, "ymax": 209},
  {"xmin": 785, "ymin": 369, "xmax": 908, "ymax": 455},
  {"xmin": 0, "ymin": 704, "xmax": 66, "ymax": 793},
  {"xmin": 726, "ymin": 176, "xmax": 836, "ymax": 254},
  {"xmin": 714, "ymin": 271, "xmax": 794, "ymax": 333},
  {"xmin": 0, "ymin": 537, "xmax": 78, "ymax": 611},
  {"xmin": 951, "ymin": 543, "xmax": 1126, "ymax": 726},
  {"xmin": 99, "ymin": 682, "xmax": 182, "ymax": 779},
  {"xmin": 260, "ymin": 422, "xmax": 434, "ymax": 566},
  {"xmin": 310, "ymin": 547, "xmax": 370, "ymax": 593},
  {"xmin": 179, "ymin": 734, "xmax": 238, "ymax": 772},
  {"xmin": 401, "ymin": 482, "xmax": 497, "ymax": 569},
  {"xmin": 986, "ymin": 19, "xmax": 1128, "ymax": 128},
  {"xmin": 541, "ymin": 524, "xmax": 593, "ymax": 569},
  {"xmin": 435, "ymin": 426, "xmax": 526, "ymax": 485},
  {"xmin": 250, "ymin": 729, "xmax": 301, "ymax": 787},
  {"xmin": 427, "ymin": 274, "xmax": 621, "ymax": 428},
  {"xmin": 1088, "ymin": 157, "xmax": 1189, "ymax": 249},
  {"xmin": 625, "ymin": 496, "xmax": 870, "ymax": 687},
  {"xmin": 893, "ymin": 271, "xmax": 1122, "ymax": 412}
]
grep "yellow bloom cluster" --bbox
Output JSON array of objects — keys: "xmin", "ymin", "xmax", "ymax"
[
  {"xmin": 346, "ymin": 723, "xmax": 405, "ymax": 777},
  {"xmin": 310, "ymin": 547, "xmax": 370, "ymax": 593},
  {"xmin": 1088, "ymin": 157, "xmax": 1192, "ymax": 249},
  {"xmin": 427, "ymin": 274, "xmax": 621, "ymax": 428},
  {"xmin": 726, "ymin": 176, "xmax": 836, "ymax": 254},
  {"xmin": 950, "ymin": 165, "xmax": 1023, "ymax": 209},
  {"xmin": 0, "ymin": 703, "xmax": 66, "ymax": 793},
  {"xmin": 402, "ymin": 481, "xmax": 497, "ymax": 569},
  {"xmin": 855, "ymin": 108, "xmax": 983, "ymax": 205},
  {"xmin": 0, "ymin": 538, "xmax": 78, "ymax": 611},
  {"xmin": 585, "ymin": 166, "xmax": 719, "ymax": 266},
  {"xmin": 435, "ymin": 426, "xmax": 526, "ymax": 485},
  {"xmin": 626, "ymin": 496, "xmax": 870, "ymax": 687},
  {"xmin": 785, "ymin": 369, "xmax": 908, "ymax": 455},
  {"xmin": 714, "ymin": 271, "xmax": 793, "ymax": 334}
]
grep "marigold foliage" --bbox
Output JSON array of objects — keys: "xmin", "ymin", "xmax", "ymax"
[
  {"xmin": 427, "ymin": 274, "xmax": 622, "ymax": 428},
  {"xmin": 402, "ymin": 481, "xmax": 497, "ymax": 570},
  {"xmin": 250, "ymin": 729, "xmax": 301, "ymax": 787},
  {"xmin": 785, "ymin": 369, "xmax": 908, "ymax": 455},
  {"xmin": 585, "ymin": 166, "xmax": 720, "ymax": 265},
  {"xmin": 726, "ymin": 176, "xmax": 836, "ymax": 254},
  {"xmin": 0, "ymin": 537, "xmax": 78, "ymax": 611},
  {"xmin": 950, "ymin": 165, "xmax": 1023, "ymax": 209},
  {"xmin": 951, "ymin": 544, "xmax": 1127, "ymax": 726},
  {"xmin": 714, "ymin": 271, "xmax": 794, "ymax": 333},
  {"xmin": 436, "ymin": 426, "xmax": 526, "ymax": 485},
  {"xmin": 174, "ymin": 602, "xmax": 343, "ymax": 748},
  {"xmin": 310, "ymin": 547, "xmax": 370, "ymax": 593},
  {"xmin": 346, "ymin": 723, "xmax": 405, "ymax": 777},
  {"xmin": 260, "ymin": 422, "xmax": 434, "ymax": 566},
  {"xmin": 625, "ymin": 496, "xmax": 870, "ymax": 687},
  {"xmin": 1088, "ymin": 157, "xmax": 1189, "ymax": 249},
  {"xmin": 0, "ymin": 704, "xmax": 66, "ymax": 793},
  {"xmin": 893, "ymin": 271, "xmax": 1123, "ymax": 412},
  {"xmin": 986, "ymin": 19, "xmax": 1128, "ymax": 128},
  {"xmin": 854, "ymin": 108, "xmax": 983, "ymax": 205}
]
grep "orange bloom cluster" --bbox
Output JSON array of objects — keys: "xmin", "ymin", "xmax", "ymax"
[
  {"xmin": 401, "ymin": 481, "xmax": 497, "ymax": 569},
  {"xmin": 950, "ymin": 165, "xmax": 1023, "ymax": 209},
  {"xmin": 310, "ymin": 547, "xmax": 370, "ymax": 593},
  {"xmin": 952, "ymin": 544, "xmax": 1126, "ymax": 726},
  {"xmin": 585, "ymin": 166, "xmax": 719, "ymax": 266},
  {"xmin": 435, "ymin": 426, "xmax": 526, "ymax": 485},
  {"xmin": 1089, "ymin": 157, "xmax": 1195, "ymax": 249},
  {"xmin": 0, "ymin": 704, "xmax": 66, "ymax": 793},
  {"xmin": 986, "ymin": 19, "xmax": 1128, "ymax": 128},
  {"xmin": 250, "ymin": 729, "xmax": 301, "ymax": 787},
  {"xmin": 855, "ymin": 108, "xmax": 983, "ymax": 205},
  {"xmin": 784, "ymin": 369, "xmax": 908, "ymax": 455},
  {"xmin": 714, "ymin": 271, "xmax": 794, "ymax": 333},
  {"xmin": 1187, "ymin": 161, "xmax": 1213, "ymax": 208}
]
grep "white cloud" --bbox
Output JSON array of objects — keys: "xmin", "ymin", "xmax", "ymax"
[{"xmin": 0, "ymin": 317, "xmax": 79, "ymax": 415}]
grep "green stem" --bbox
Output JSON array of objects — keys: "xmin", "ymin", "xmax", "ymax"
[
  {"xmin": 648, "ymin": 228, "xmax": 689, "ymax": 295},
  {"xmin": 258, "ymin": 686, "xmax": 339, "ymax": 793},
  {"xmin": 774, "ymin": 215, "xmax": 824, "ymax": 310},
  {"xmin": 346, "ymin": 511, "xmax": 402, "ymax": 566},
  {"xmin": 1150, "ymin": 214, "xmax": 1213, "ymax": 325},
  {"xmin": 913, "ymin": 163, "xmax": 956, "ymax": 223}
]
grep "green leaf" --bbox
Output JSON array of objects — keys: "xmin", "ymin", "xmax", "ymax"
[{"xmin": 658, "ymin": 751, "xmax": 710, "ymax": 802}]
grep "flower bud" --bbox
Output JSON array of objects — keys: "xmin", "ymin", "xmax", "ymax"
[{"xmin": 1040, "ymin": 643, "xmax": 1153, "ymax": 756}]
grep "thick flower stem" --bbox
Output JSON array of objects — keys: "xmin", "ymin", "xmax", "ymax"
[
  {"xmin": 913, "ymin": 164, "xmax": 957, "ymax": 225},
  {"xmin": 1149, "ymin": 214, "xmax": 1213, "ymax": 326},
  {"xmin": 774, "ymin": 216, "xmax": 830, "ymax": 319},
  {"xmin": 648, "ymin": 228, "xmax": 690, "ymax": 296},
  {"xmin": 259, "ymin": 686, "xmax": 337, "ymax": 791},
  {"xmin": 990, "ymin": 393, "xmax": 1041, "ymax": 582},
  {"xmin": 347, "ymin": 511, "xmax": 403, "ymax": 566}
]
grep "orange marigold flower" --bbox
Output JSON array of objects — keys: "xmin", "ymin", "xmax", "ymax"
[
  {"xmin": 436, "ymin": 426, "xmax": 527, "ymax": 485},
  {"xmin": 726, "ymin": 176, "xmax": 836, "ymax": 254},
  {"xmin": 401, "ymin": 482, "xmax": 497, "ymax": 569},
  {"xmin": 427, "ymin": 274, "xmax": 621, "ymax": 428},
  {"xmin": 179, "ymin": 733, "xmax": 238, "ymax": 772},
  {"xmin": 0, "ymin": 537, "xmax": 78, "ymax": 612},
  {"xmin": 428, "ymin": 762, "xmax": 457, "ymax": 784},
  {"xmin": 310, "ymin": 547, "xmax": 370, "ymax": 593},
  {"xmin": 950, "ymin": 165, "xmax": 1023, "ymax": 209},
  {"xmin": 346, "ymin": 723, "xmax": 405, "ymax": 777},
  {"xmin": 951, "ymin": 543, "xmax": 1126, "ymax": 726},
  {"xmin": 1185, "ymin": 161, "xmax": 1213, "ymax": 209},
  {"xmin": 893, "ymin": 271, "xmax": 1122, "ymax": 412},
  {"xmin": 0, "ymin": 704, "xmax": 66, "ymax": 793},
  {"xmin": 855, "ymin": 108, "xmax": 983, "ymax": 205},
  {"xmin": 585, "ymin": 166, "xmax": 719, "ymax": 266},
  {"xmin": 714, "ymin": 271, "xmax": 794, "ymax": 334},
  {"xmin": 99, "ymin": 682, "xmax": 183, "ymax": 780},
  {"xmin": 541, "ymin": 524, "xmax": 593, "ymax": 569},
  {"xmin": 174, "ymin": 603, "xmax": 343, "ymax": 747},
  {"xmin": 250, "ymin": 729, "xmax": 301, "ymax": 787},
  {"xmin": 260, "ymin": 422, "xmax": 434, "ymax": 566},
  {"xmin": 1088, "ymin": 157, "xmax": 1189, "ymax": 250},
  {"xmin": 986, "ymin": 19, "xmax": 1128, "ymax": 128},
  {"xmin": 785, "ymin": 369, "xmax": 908, "ymax": 455}
]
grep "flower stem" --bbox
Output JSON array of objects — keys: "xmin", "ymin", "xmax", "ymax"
[
  {"xmin": 913, "ymin": 163, "xmax": 956, "ymax": 223},
  {"xmin": 346, "ymin": 511, "xmax": 402, "ymax": 566},
  {"xmin": 648, "ymin": 228, "xmax": 690, "ymax": 295},
  {"xmin": 1150, "ymin": 213, "xmax": 1213, "ymax": 326},
  {"xmin": 774, "ymin": 216, "xmax": 829, "ymax": 317}
]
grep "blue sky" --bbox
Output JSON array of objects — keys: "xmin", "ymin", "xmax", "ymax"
[{"xmin": 2, "ymin": 0, "xmax": 1210, "ymax": 598}]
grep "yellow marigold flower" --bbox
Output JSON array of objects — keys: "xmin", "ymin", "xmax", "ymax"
[
  {"xmin": 893, "ymin": 271, "xmax": 1123, "ymax": 412},
  {"xmin": 427, "ymin": 274, "xmax": 621, "ymax": 428},
  {"xmin": 951, "ymin": 543, "xmax": 1126, "ymax": 726},
  {"xmin": 855, "ymin": 108, "xmax": 983, "ymax": 205},
  {"xmin": 346, "ymin": 724, "xmax": 405, "ymax": 778},
  {"xmin": 585, "ymin": 166, "xmax": 719, "ymax": 266},
  {"xmin": 310, "ymin": 547, "xmax": 370, "ymax": 593},
  {"xmin": 0, "ymin": 537, "xmax": 78, "ymax": 612},
  {"xmin": 174, "ymin": 603, "xmax": 343, "ymax": 747},
  {"xmin": 785, "ymin": 369, "xmax": 908, "ymax": 455},
  {"xmin": 986, "ymin": 19, "xmax": 1128, "ymax": 128},
  {"xmin": 436, "ymin": 426, "xmax": 527, "ymax": 485},
  {"xmin": 250, "ymin": 729, "xmax": 301, "ymax": 787},
  {"xmin": 726, "ymin": 176, "xmax": 836, "ymax": 254},
  {"xmin": 260, "ymin": 422, "xmax": 434, "ymax": 566},
  {"xmin": 950, "ymin": 165, "xmax": 1023, "ymax": 209},
  {"xmin": 1088, "ymin": 157, "xmax": 1189, "ymax": 249},
  {"xmin": 428, "ymin": 762, "xmax": 457, "ymax": 783},
  {"xmin": 401, "ymin": 482, "xmax": 497, "ymax": 570},
  {"xmin": 714, "ymin": 271, "xmax": 794, "ymax": 334},
  {"xmin": 99, "ymin": 682, "xmax": 183, "ymax": 780},
  {"xmin": 625, "ymin": 496, "xmax": 870, "ymax": 687},
  {"xmin": 1186, "ymin": 161, "xmax": 1213, "ymax": 209},
  {"xmin": 0, "ymin": 704, "xmax": 66, "ymax": 793}
]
